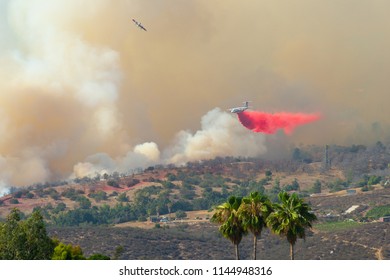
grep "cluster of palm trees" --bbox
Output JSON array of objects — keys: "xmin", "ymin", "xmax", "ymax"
[{"xmin": 211, "ymin": 191, "xmax": 317, "ymax": 260}]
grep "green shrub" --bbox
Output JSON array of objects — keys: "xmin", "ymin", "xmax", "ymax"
[{"xmin": 366, "ymin": 204, "xmax": 390, "ymax": 219}]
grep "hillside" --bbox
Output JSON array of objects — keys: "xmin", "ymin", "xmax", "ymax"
[
  {"xmin": 0, "ymin": 158, "xmax": 354, "ymax": 220},
  {"xmin": 1, "ymin": 144, "xmax": 390, "ymax": 259},
  {"xmin": 1, "ymin": 149, "xmax": 389, "ymax": 224},
  {"xmin": 47, "ymin": 220, "xmax": 389, "ymax": 260},
  {"xmin": 44, "ymin": 185, "xmax": 390, "ymax": 260}
]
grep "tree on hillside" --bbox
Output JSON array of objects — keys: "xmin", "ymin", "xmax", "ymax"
[
  {"xmin": 0, "ymin": 208, "xmax": 26, "ymax": 259},
  {"xmin": 0, "ymin": 208, "xmax": 55, "ymax": 259},
  {"xmin": 88, "ymin": 253, "xmax": 110, "ymax": 260},
  {"xmin": 211, "ymin": 196, "xmax": 247, "ymax": 260},
  {"xmin": 311, "ymin": 180, "xmax": 322, "ymax": 194},
  {"xmin": 23, "ymin": 210, "xmax": 56, "ymax": 259},
  {"xmin": 113, "ymin": 245, "xmax": 124, "ymax": 260},
  {"xmin": 238, "ymin": 192, "xmax": 272, "ymax": 260},
  {"xmin": 267, "ymin": 192, "xmax": 317, "ymax": 260},
  {"xmin": 117, "ymin": 192, "xmax": 129, "ymax": 202},
  {"xmin": 76, "ymin": 196, "xmax": 92, "ymax": 209},
  {"xmin": 52, "ymin": 242, "xmax": 86, "ymax": 260},
  {"xmin": 175, "ymin": 210, "xmax": 187, "ymax": 219}
]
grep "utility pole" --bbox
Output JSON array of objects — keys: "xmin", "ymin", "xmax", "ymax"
[{"xmin": 323, "ymin": 144, "xmax": 330, "ymax": 170}]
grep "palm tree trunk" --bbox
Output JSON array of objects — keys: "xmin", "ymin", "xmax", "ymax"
[
  {"xmin": 235, "ymin": 243, "xmax": 240, "ymax": 260},
  {"xmin": 253, "ymin": 235, "xmax": 257, "ymax": 260},
  {"xmin": 290, "ymin": 243, "xmax": 294, "ymax": 260}
]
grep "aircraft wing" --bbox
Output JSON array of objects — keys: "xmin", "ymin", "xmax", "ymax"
[{"xmin": 132, "ymin": 19, "xmax": 147, "ymax": 31}]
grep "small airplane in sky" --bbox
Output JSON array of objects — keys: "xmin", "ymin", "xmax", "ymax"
[
  {"xmin": 228, "ymin": 101, "xmax": 251, "ymax": 113},
  {"xmin": 132, "ymin": 18, "xmax": 147, "ymax": 31}
]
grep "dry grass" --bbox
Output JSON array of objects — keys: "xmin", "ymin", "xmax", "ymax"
[{"xmin": 114, "ymin": 210, "xmax": 214, "ymax": 230}]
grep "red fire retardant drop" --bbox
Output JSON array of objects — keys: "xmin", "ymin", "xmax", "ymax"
[{"xmin": 237, "ymin": 111, "xmax": 321, "ymax": 134}]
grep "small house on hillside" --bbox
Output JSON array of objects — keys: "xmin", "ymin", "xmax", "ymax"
[
  {"xmin": 150, "ymin": 215, "xmax": 169, "ymax": 223},
  {"xmin": 379, "ymin": 216, "xmax": 390, "ymax": 222}
]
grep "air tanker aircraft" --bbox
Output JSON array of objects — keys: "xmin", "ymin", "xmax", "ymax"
[
  {"xmin": 132, "ymin": 19, "xmax": 147, "ymax": 31},
  {"xmin": 228, "ymin": 101, "xmax": 251, "ymax": 113}
]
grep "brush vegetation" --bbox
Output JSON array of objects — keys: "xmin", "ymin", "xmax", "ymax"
[{"xmin": 0, "ymin": 142, "xmax": 390, "ymax": 259}]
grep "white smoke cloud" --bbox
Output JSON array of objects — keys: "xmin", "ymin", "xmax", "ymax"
[
  {"xmin": 0, "ymin": 153, "xmax": 50, "ymax": 187},
  {"xmin": 73, "ymin": 142, "xmax": 161, "ymax": 178},
  {"xmin": 73, "ymin": 108, "xmax": 267, "ymax": 178},
  {"xmin": 133, "ymin": 142, "xmax": 160, "ymax": 162},
  {"xmin": 0, "ymin": 0, "xmax": 123, "ymax": 192},
  {"xmin": 164, "ymin": 108, "xmax": 267, "ymax": 164},
  {"xmin": 0, "ymin": 180, "xmax": 10, "ymax": 197}
]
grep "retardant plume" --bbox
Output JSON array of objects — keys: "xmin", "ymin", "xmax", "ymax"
[{"xmin": 237, "ymin": 111, "xmax": 321, "ymax": 135}]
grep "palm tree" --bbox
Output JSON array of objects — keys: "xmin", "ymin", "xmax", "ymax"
[
  {"xmin": 267, "ymin": 191, "xmax": 317, "ymax": 260},
  {"xmin": 238, "ymin": 192, "xmax": 272, "ymax": 260},
  {"xmin": 211, "ymin": 196, "xmax": 246, "ymax": 260}
]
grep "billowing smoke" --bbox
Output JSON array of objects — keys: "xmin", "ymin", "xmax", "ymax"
[
  {"xmin": 1, "ymin": 0, "xmax": 390, "ymax": 192},
  {"xmin": 74, "ymin": 108, "xmax": 267, "ymax": 177},
  {"xmin": 0, "ymin": 0, "xmax": 124, "ymax": 188},
  {"xmin": 163, "ymin": 108, "xmax": 267, "ymax": 164},
  {"xmin": 73, "ymin": 142, "xmax": 161, "ymax": 178},
  {"xmin": 237, "ymin": 111, "xmax": 320, "ymax": 134}
]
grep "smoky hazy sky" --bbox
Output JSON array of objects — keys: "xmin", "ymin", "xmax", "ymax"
[{"xmin": 1, "ymin": 0, "xmax": 390, "ymax": 188}]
